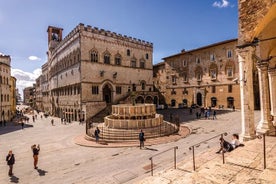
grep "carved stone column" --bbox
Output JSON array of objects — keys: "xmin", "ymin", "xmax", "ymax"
[
  {"xmin": 237, "ymin": 47, "xmax": 256, "ymax": 140},
  {"xmin": 268, "ymin": 67, "xmax": 276, "ymax": 126},
  {"xmin": 256, "ymin": 60, "xmax": 273, "ymax": 133}
]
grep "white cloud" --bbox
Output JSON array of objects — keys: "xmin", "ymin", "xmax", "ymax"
[
  {"xmin": 11, "ymin": 68, "xmax": 42, "ymax": 96},
  {"xmin": 213, "ymin": 0, "xmax": 230, "ymax": 8},
  {"xmin": 28, "ymin": 55, "xmax": 41, "ymax": 61}
]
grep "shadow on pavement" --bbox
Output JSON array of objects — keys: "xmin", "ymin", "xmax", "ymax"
[
  {"xmin": 36, "ymin": 168, "xmax": 48, "ymax": 176},
  {"xmin": 157, "ymin": 108, "xmax": 235, "ymax": 123},
  {"xmin": 144, "ymin": 147, "xmax": 158, "ymax": 151},
  {"xmin": 10, "ymin": 175, "xmax": 19, "ymax": 183},
  {"xmin": 0, "ymin": 123, "xmax": 34, "ymax": 135}
]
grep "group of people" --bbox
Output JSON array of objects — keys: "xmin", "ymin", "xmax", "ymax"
[
  {"xmin": 195, "ymin": 107, "xmax": 217, "ymax": 120},
  {"xmin": 5, "ymin": 144, "xmax": 40, "ymax": 176}
]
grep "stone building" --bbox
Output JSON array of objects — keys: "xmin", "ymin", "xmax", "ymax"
[
  {"xmin": 35, "ymin": 75, "xmax": 42, "ymax": 111},
  {"xmin": 154, "ymin": 39, "xmax": 241, "ymax": 109},
  {"xmin": 23, "ymin": 86, "xmax": 35, "ymax": 107},
  {"xmin": 38, "ymin": 23, "xmax": 155, "ymax": 121},
  {"xmin": 0, "ymin": 54, "xmax": 12, "ymax": 121},
  {"xmin": 237, "ymin": 0, "xmax": 276, "ymax": 140},
  {"xmin": 10, "ymin": 76, "xmax": 17, "ymax": 118}
]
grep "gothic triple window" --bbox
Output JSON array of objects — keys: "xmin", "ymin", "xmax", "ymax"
[
  {"xmin": 91, "ymin": 50, "xmax": 98, "ymax": 62},
  {"xmin": 131, "ymin": 59, "xmax": 136, "ymax": 68},
  {"xmin": 225, "ymin": 61, "xmax": 235, "ymax": 79},
  {"xmin": 115, "ymin": 54, "xmax": 121, "ymax": 65},
  {"xmin": 104, "ymin": 52, "xmax": 111, "ymax": 64}
]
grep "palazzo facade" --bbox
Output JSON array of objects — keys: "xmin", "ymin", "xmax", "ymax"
[
  {"xmin": 154, "ymin": 39, "xmax": 241, "ymax": 109},
  {"xmin": 237, "ymin": 0, "xmax": 276, "ymax": 139},
  {"xmin": 38, "ymin": 24, "xmax": 155, "ymax": 121}
]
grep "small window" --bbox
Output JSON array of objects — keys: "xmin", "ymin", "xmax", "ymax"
[
  {"xmin": 145, "ymin": 53, "xmax": 149, "ymax": 59},
  {"xmin": 228, "ymin": 85, "xmax": 233, "ymax": 93},
  {"xmin": 141, "ymin": 82, "xmax": 146, "ymax": 90},
  {"xmin": 183, "ymin": 73, "xmax": 188, "ymax": 82},
  {"xmin": 171, "ymin": 90, "xmax": 176, "ymax": 95},
  {"xmin": 212, "ymin": 86, "xmax": 216, "ymax": 93},
  {"xmin": 210, "ymin": 54, "xmax": 215, "ymax": 61},
  {"xmin": 131, "ymin": 59, "xmax": 136, "ymax": 67},
  {"xmin": 127, "ymin": 49, "xmax": 130, "ymax": 56},
  {"xmin": 116, "ymin": 86, "xmax": 122, "ymax": 94},
  {"xmin": 183, "ymin": 60, "xmax": 187, "ymax": 67},
  {"xmin": 92, "ymin": 86, "xmax": 99, "ymax": 94},
  {"xmin": 172, "ymin": 76, "xmax": 177, "ymax": 84},
  {"xmin": 227, "ymin": 50, "xmax": 232, "ymax": 58},
  {"xmin": 196, "ymin": 57, "xmax": 200, "ymax": 64}
]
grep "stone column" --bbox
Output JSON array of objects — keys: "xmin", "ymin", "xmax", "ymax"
[
  {"xmin": 268, "ymin": 68, "xmax": 276, "ymax": 126},
  {"xmin": 237, "ymin": 47, "xmax": 256, "ymax": 141},
  {"xmin": 256, "ymin": 60, "xmax": 273, "ymax": 133}
]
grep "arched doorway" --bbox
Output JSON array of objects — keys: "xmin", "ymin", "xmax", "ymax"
[
  {"xmin": 171, "ymin": 99, "xmax": 176, "ymax": 107},
  {"xmin": 145, "ymin": 96, "xmax": 153, "ymax": 103},
  {"xmin": 183, "ymin": 99, "xmax": 188, "ymax": 107},
  {"xmin": 103, "ymin": 84, "xmax": 112, "ymax": 103},
  {"xmin": 196, "ymin": 93, "xmax": 202, "ymax": 106},
  {"xmin": 227, "ymin": 97, "xmax": 234, "ymax": 108},
  {"xmin": 211, "ymin": 97, "xmax": 217, "ymax": 107},
  {"xmin": 136, "ymin": 96, "xmax": 144, "ymax": 103}
]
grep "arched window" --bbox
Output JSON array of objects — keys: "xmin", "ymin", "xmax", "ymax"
[
  {"xmin": 115, "ymin": 54, "xmax": 121, "ymax": 65},
  {"xmin": 140, "ymin": 59, "xmax": 145, "ymax": 68},
  {"xmin": 195, "ymin": 66, "xmax": 203, "ymax": 82},
  {"xmin": 209, "ymin": 63, "xmax": 218, "ymax": 80},
  {"xmin": 104, "ymin": 52, "xmax": 111, "ymax": 64},
  {"xmin": 225, "ymin": 61, "xmax": 235, "ymax": 78},
  {"xmin": 91, "ymin": 50, "xmax": 98, "ymax": 62},
  {"xmin": 141, "ymin": 81, "xmax": 146, "ymax": 90}
]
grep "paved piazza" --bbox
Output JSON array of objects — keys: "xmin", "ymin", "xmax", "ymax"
[{"xmin": 0, "ymin": 108, "xmax": 261, "ymax": 184}]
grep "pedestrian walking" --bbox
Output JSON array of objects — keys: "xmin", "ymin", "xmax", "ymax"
[
  {"xmin": 213, "ymin": 110, "xmax": 217, "ymax": 120},
  {"xmin": 51, "ymin": 119, "xmax": 54, "ymax": 126},
  {"xmin": 6, "ymin": 150, "xmax": 15, "ymax": 176},
  {"xmin": 31, "ymin": 144, "xmax": 40, "ymax": 169},
  {"xmin": 32, "ymin": 116, "xmax": 35, "ymax": 123},
  {"xmin": 139, "ymin": 129, "xmax": 145, "ymax": 149},
  {"xmin": 94, "ymin": 127, "xmax": 100, "ymax": 143},
  {"xmin": 21, "ymin": 120, "xmax": 24, "ymax": 129}
]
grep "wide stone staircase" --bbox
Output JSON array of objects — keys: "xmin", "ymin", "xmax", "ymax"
[
  {"xmin": 86, "ymin": 121, "xmax": 179, "ymax": 143},
  {"xmin": 135, "ymin": 136, "xmax": 276, "ymax": 184}
]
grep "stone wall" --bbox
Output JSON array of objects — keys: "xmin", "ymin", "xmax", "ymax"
[{"xmin": 238, "ymin": 0, "xmax": 273, "ymax": 43}]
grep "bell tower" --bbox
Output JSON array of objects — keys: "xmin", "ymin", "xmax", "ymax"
[{"xmin": 47, "ymin": 26, "xmax": 63, "ymax": 52}]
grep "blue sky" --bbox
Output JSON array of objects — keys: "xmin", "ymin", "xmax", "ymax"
[{"xmin": 0, "ymin": 0, "xmax": 238, "ymax": 93}]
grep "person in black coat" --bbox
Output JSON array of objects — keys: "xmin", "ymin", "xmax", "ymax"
[
  {"xmin": 6, "ymin": 150, "xmax": 15, "ymax": 176},
  {"xmin": 139, "ymin": 129, "xmax": 145, "ymax": 149}
]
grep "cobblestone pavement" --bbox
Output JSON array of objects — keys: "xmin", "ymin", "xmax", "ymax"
[{"xmin": 0, "ymin": 108, "xmax": 261, "ymax": 184}]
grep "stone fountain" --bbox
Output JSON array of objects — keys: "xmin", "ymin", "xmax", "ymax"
[{"xmin": 86, "ymin": 104, "xmax": 179, "ymax": 142}]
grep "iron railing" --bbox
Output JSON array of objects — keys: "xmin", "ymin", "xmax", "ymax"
[
  {"xmin": 148, "ymin": 146, "xmax": 178, "ymax": 176},
  {"xmin": 189, "ymin": 132, "xmax": 228, "ymax": 171}
]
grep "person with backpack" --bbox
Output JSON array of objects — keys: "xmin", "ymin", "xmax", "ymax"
[
  {"xmin": 31, "ymin": 144, "xmax": 40, "ymax": 169},
  {"xmin": 6, "ymin": 150, "xmax": 15, "ymax": 176}
]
